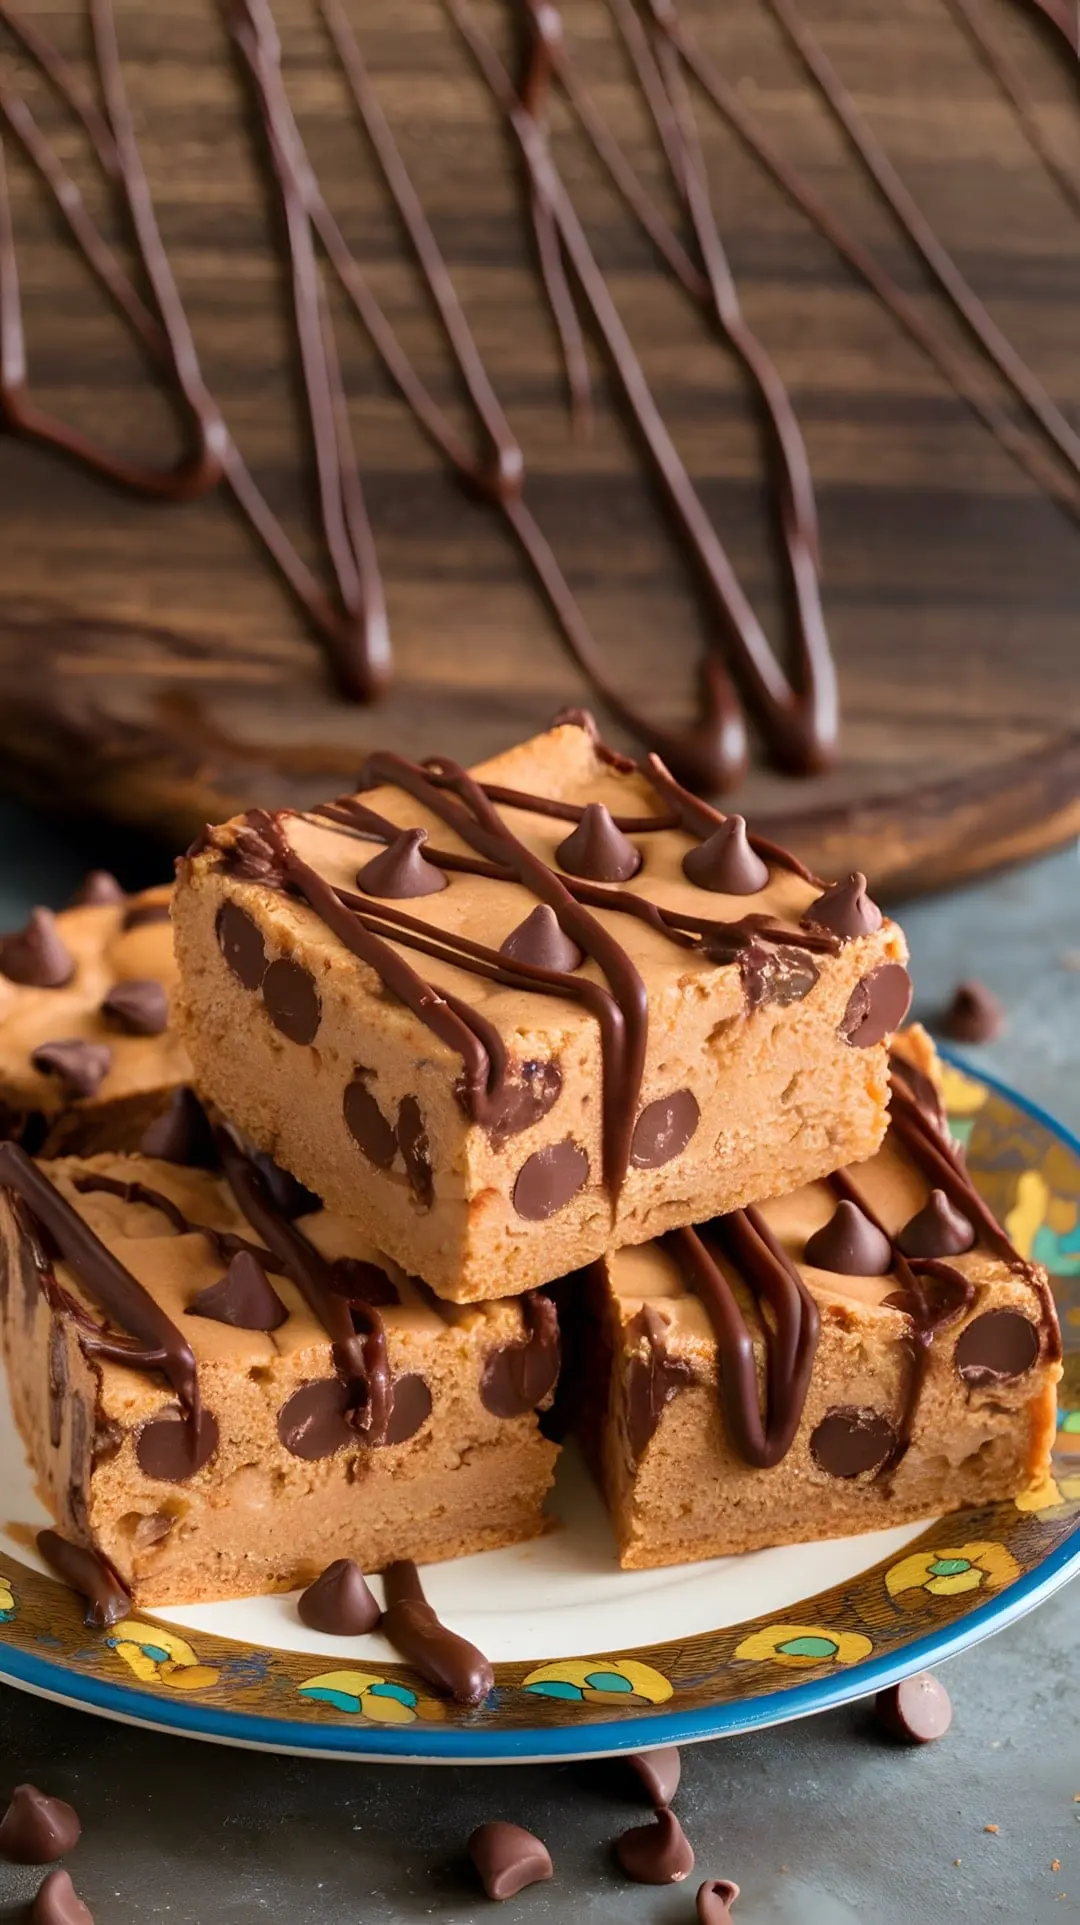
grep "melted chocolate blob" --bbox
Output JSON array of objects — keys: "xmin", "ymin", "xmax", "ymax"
[
  {"xmin": 625, "ymin": 1305, "xmax": 696, "ymax": 1461},
  {"xmin": 630, "ymin": 1090, "xmax": 699, "ymax": 1170},
  {"xmin": 512, "ymin": 1138, "xmax": 589, "ymax": 1219},
  {"xmin": 380, "ymin": 1559, "xmax": 493, "ymax": 1704},
  {"xmin": 627, "ymin": 1746, "xmax": 682, "ymax": 1808},
  {"xmin": 262, "ymin": 957, "xmax": 321, "ymax": 1043},
  {"xmin": 0, "ymin": 1785, "xmax": 81, "ymax": 1865},
  {"xmin": 697, "ymin": 1878, "xmax": 740, "ymax": 1923},
  {"xmin": 327, "ymin": 1257, "xmax": 399, "ymax": 1306},
  {"xmin": 215, "ymin": 901, "xmax": 268, "ymax": 989},
  {"xmin": 480, "ymin": 1292, "xmax": 560, "ymax": 1416},
  {"xmin": 343, "ymin": 1073, "xmax": 397, "ymax": 1168},
  {"xmin": 954, "ymin": 1309, "xmax": 1039, "ymax": 1385},
  {"xmin": 805, "ymin": 871, "xmax": 882, "ymax": 939},
  {"xmin": 682, "ymin": 816, "xmax": 768, "ymax": 894},
  {"xmin": 739, "ymin": 943, "xmax": 820, "ymax": 1010},
  {"xmin": 139, "ymin": 1087, "xmax": 219, "ymax": 1167},
  {"xmin": 486, "ymin": 1059, "xmax": 563, "ymax": 1144},
  {"xmin": 500, "ymin": 903, "xmax": 583, "ymax": 972},
  {"xmin": 135, "ymin": 1406, "xmax": 220, "ymax": 1482},
  {"xmin": 297, "ymin": 1558, "xmax": 381, "ymax": 1635},
  {"xmin": 35, "ymin": 1530, "xmax": 129, "ymax": 1629},
  {"xmin": 277, "ymin": 1379, "xmax": 354, "ymax": 1460},
  {"xmin": 0, "ymin": 908, "xmax": 75, "ymax": 988},
  {"xmin": 811, "ymin": 1406, "xmax": 898, "ymax": 1477},
  {"xmin": 30, "ymin": 1868, "xmax": 94, "ymax": 1925},
  {"xmin": 100, "ymin": 977, "xmax": 168, "ymax": 1035},
  {"xmin": 897, "ymin": 1188, "xmax": 975, "ymax": 1258},
  {"xmin": 31, "ymin": 1041, "xmax": 112, "ymax": 1101},
  {"xmin": 555, "ymin": 803, "xmax": 641, "ymax": 882},
  {"xmin": 70, "ymin": 870, "xmax": 125, "ymax": 907},
  {"xmin": 615, "ymin": 1806, "xmax": 695, "ymax": 1885},
  {"xmin": 468, "ymin": 1821, "xmax": 553, "ymax": 1901},
  {"xmin": 355, "ymin": 827, "xmax": 447, "ymax": 899},
  {"xmin": 187, "ymin": 1250, "xmax": 287, "ymax": 1331},
  {"xmin": 804, "ymin": 1199, "xmax": 893, "ymax": 1276},
  {"xmin": 874, "ymin": 1672, "xmax": 952, "ymax": 1743},
  {"xmin": 839, "ymin": 963, "xmax": 913, "ymax": 1047}
]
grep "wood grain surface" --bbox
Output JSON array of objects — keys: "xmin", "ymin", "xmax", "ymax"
[{"xmin": 1, "ymin": 0, "xmax": 1079, "ymax": 895}]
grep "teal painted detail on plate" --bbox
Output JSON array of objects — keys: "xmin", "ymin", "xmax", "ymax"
[
  {"xmin": 1033, "ymin": 1223, "xmax": 1080, "ymax": 1275},
  {"xmin": 525, "ymin": 1680, "xmax": 583, "ymax": 1701},
  {"xmin": 585, "ymin": 1671, "xmax": 634, "ymax": 1693},
  {"xmin": 777, "ymin": 1636, "xmax": 838, "ymax": 1659},
  {"xmin": 928, "ymin": 1559, "xmax": 972, "ymax": 1578},
  {"xmin": 369, "ymin": 1682, "xmax": 416, "ymax": 1707}
]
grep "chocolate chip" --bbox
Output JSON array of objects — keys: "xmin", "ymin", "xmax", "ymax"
[
  {"xmin": 805, "ymin": 872, "xmax": 883, "ymax": 939},
  {"xmin": 486, "ymin": 1059, "xmax": 563, "ymax": 1145},
  {"xmin": 100, "ymin": 978, "xmax": 168, "ymax": 1035},
  {"xmin": 511, "ymin": 1139, "xmax": 588, "ymax": 1219},
  {"xmin": 122, "ymin": 898, "xmax": 172, "ymax": 930},
  {"xmin": 92, "ymin": 1418, "xmax": 125, "ymax": 1466},
  {"xmin": 630, "ymin": 1090, "xmax": 699, "ymax": 1170},
  {"xmin": 737, "ymin": 943, "xmax": 820, "ymax": 1009},
  {"xmin": 615, "ymin": 1807, "xmax": 695, "ymax": 1884},
  {"xmin": 697, "ymin": 1878, "xmax": 740, "ymax": 1922},
  {"xmin": 277, "ymin": 1379, "xmax": 354, "ymax": 1459},
  {"xmin": 381, "ymin": 1373, "xmax": 433, "ymax": 1445},
  {"xmin": 683, "ymin": 816, "xmax": 768, "ymax": 894},
  {"xmin": 804, "ymin": 1200, "xmax": 893, "ymax": 1276},
  {"xmin": 135, "ymin": 1406, "xmax": 219, "ymax": 1482},
  {"xmin": 188, "ymin": 1251, "xmax": 288, "ymax": 1331},
  {"xmin": 0, "ymin": 908, "xmax": 75, "ymax": 988},
  {"xmin": 397, "ymin": 1095, "xmax": 433, "ymax": 1206},
  {"xmin": 35, "ymin": 1530, "xmax": 129, "ymax": 1629},
  {"xmin": 247, "ymin": 1148, "xmax": 320, "ymax": 1219},
  {"xmin": 839, "ymin": 963, "xmax": 913, "ymax": 1047},
  {"xmin": 941, "ymin": 979, "xmax": 1004, "ymax": 1045},
  {"xmin": 897, "ymin": 1188, "xmax": 975, "ymax": 1258},
  {"xmin": 48, "ymin": 1320, "xmax": 67, "ymax": 1449},
  {"xmin": 344, "ymin": 1072, "xmax": 397, "ymax": 1168},
  {"xmin": 555, "ymin": 803, "xmax": 641, "ymax": 882},
  {"xmin": 355, "ymin": 827, "xmax": 447, "ymax": 898},
  {"xmin": 480, "ymin": 1294, "xmax": 560, "ymax": 1416},
  {"xmin": 298, "ymin": 1558, "xmax": 381, "ymax": 1635},
  {"xmin": 30, "ymin": 1868, "xmax": 94, "ymax": 1925},
  {"xmin": 69, "ymin": 870, "xmax": 125, "ymax": 907},
  {"xmin": 499, "ymin": 904, "xmax": 583, "ymax": 972},
  {"xmin": 215, "ymin": 901, "xmax": 267, "ymax": 989},
  {"xmin": 139, "ymin": 1087, "xmax": 218, "ymax": 1167},
  {"xmin": 31, "ymin": 1041, "xmax": 112, "ymax": 1101},
  {"xmin": 327, "ymin": 1257, "xmax": 399, "ymax": 1306},
  {"xmin": 874, "ymin": 1672, "xmax": 952, "ymax": 1743},
  {"xmin": 811, "ymin": 1406, "xmax": 898, "ymax": 1477},
  {"xmin": 627, "ymin": 1746, "xmax": 681, "ymax": 1808},
  {"xmin": 262, "ymin": 958, "xmax": 320, "ymax": 1044},
  {"xmin": 468, "ymin": 1821, "xmax": 553, "ymax": 1901},
  {"xmin": 955, "ymin": 1309, "xmax": 1039, "ymax": 1385},
  {"xmin": 0, "ymin": 1785, "xmax": 81, "ymax": 1864}
]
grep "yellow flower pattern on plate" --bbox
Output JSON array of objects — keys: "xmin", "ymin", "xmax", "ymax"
[
  {"xmin": 732, "ymin": 1625, "xmax": 873, "ymax": 1668},
  {"xmin": 106, "ymin": 1622, "xmax": 220, "ymax": 1691},
  {"xmin": 886, "ymin": 1541, "xmax": 1020, "ymax": 1600}
]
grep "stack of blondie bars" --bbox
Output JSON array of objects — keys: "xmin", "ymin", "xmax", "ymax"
[{"xmin": 0, "ymin": 718, "xmax": 1060, "ymax": 1608}]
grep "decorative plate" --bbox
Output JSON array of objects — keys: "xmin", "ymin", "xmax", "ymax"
[{"xmin": 2, "ymin": 1053, "xmax": 1078, "ymax": 1763}]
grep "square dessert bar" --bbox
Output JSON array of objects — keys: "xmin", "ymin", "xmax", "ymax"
[
  {"xmin": 0, "ymin": 880, "xmax": 193, "ymax": 1157},
  {"xmin": 0, "ymin": 1143, "xmax": 559, "ymax": 1607},
  {"xmin": 583, "ymin": 1035, "xmax": 1061, "ymax": 1568},
  {"xmin": 173, "ymin": 718, "xmax": 911, "ymax": 1301}
]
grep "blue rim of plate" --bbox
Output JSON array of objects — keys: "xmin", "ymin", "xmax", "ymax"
[{"xmin": 2, "ymin": 1047, "xmax": 1078, "ymax": 1762}]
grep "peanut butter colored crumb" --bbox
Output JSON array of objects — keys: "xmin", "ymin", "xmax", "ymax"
[{"xmin": 984, "ymin": 1825, "xmax": 1000, "ymax": 1835}]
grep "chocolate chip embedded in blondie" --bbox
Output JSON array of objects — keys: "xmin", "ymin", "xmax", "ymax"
[
  {"xmin": 0, "ymin": 883, "xmax": 191, "ymax": 1156},
  {"xmin": 583, "ymin": 1041, "xmax": 1060, "ymax": 1568},
  {"xmin": 0, "ymin": 1143, "xmax": 559, "ymax": 1607},
  {"xmin": 172, "ymin": 720, "xmax": 910, "ymax": 1301}
]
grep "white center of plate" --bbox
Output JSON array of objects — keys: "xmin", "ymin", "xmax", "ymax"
[{"xmin": 1, "ymin": 1384, "xmax": 929, "ymax": 1664}]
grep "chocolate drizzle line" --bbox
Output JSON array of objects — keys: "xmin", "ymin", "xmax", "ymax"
[
  {"xmin": 72, "ymin": 1172, "xmax": 279, "ymax": 1272},
  {"xmin": 650, "ymin": 0, "xmax": 1080, "ymax": 527},
  {"xmin": 0, "ymin": 1141, "xmax": 200, "ymax": 1421},
  {"xmin": 663, "ymin": 1205, "xmax": 820, "ymax": 1468},
  {"xmin": 35, "ymin": 1528, "xmax": 129, "ymax": 1629},
  {"xmin": 380, "ymin": 1558, "xmax": 493, "ymax": 1705},
  {"xmin": 945, "ymin": 0, "xmax": 1080, "ymax": 225},
  {"xmin": 214, "ymin": 1125, "xmax": 394, "ymax": 1442}
]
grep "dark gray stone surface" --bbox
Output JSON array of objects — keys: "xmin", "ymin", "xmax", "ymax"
[{"xmin": 1, "ymin": 812, "xmax": 1077, "ymax": 1924}]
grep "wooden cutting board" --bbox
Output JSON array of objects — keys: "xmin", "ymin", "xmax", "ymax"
[{"xmin": 2, "ymin": 0, "xmax": 1080, "ymax": 897}]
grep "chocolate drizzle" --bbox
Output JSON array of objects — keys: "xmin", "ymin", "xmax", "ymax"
[
  {"xmin": 379, "ymin": 1558, "xmax": 493, "ymax": 1705},
  {"xmin": 35, "ymin": 1529, "xmax": 129, "ymax": 1629},
  {"xmin": 664, "ymin": 1207, "xmax": 820, "ymax": 1468}
]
